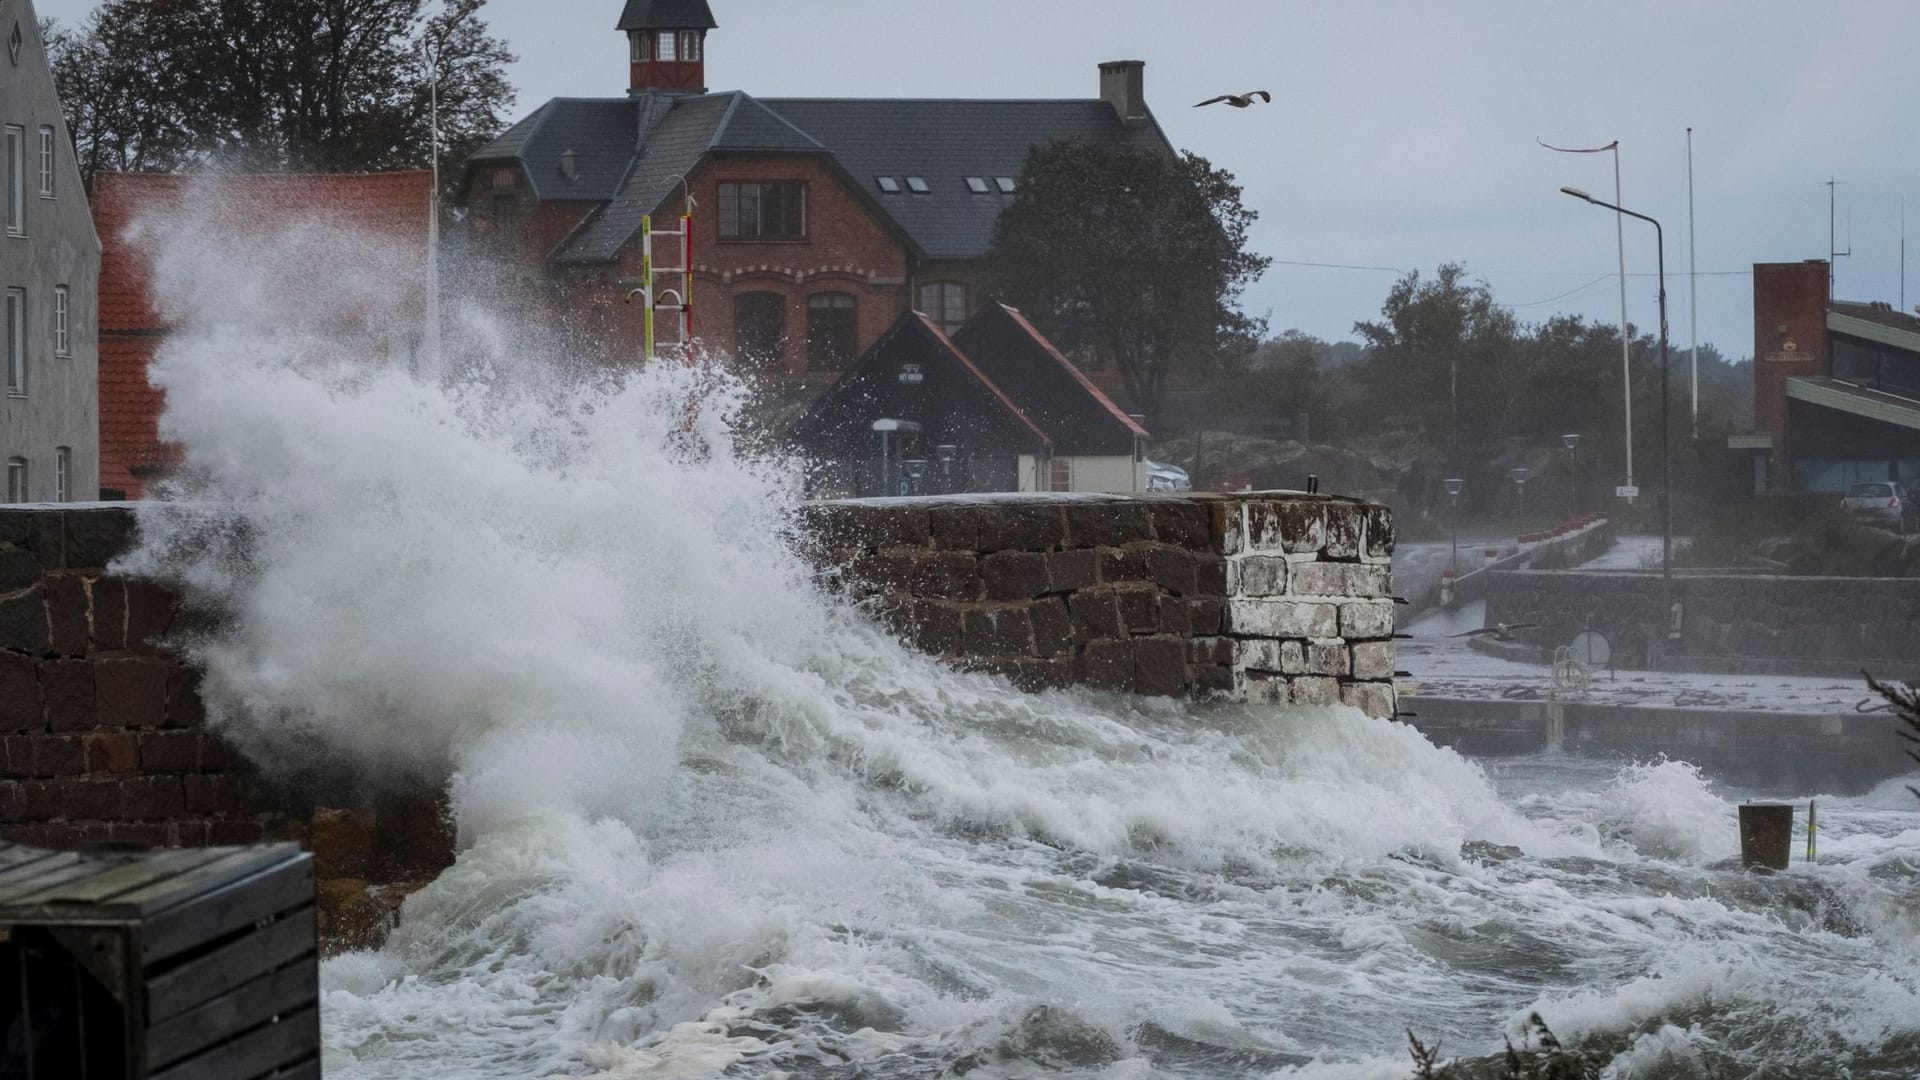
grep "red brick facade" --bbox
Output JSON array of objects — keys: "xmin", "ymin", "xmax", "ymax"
[{"xmin": 1751, "ymin": 260, "xmax": 1829, "ymax": 488}]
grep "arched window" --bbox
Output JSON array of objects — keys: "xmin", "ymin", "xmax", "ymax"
[
  {"xmin": 733, "ymin": 292, "xmax": 787, "ymax": 368},
  {"xmin": 807, "ymin": 293, "xmax": 857, "ymax": 370},
  {"xmin": 917, "ymin": 282, "xmax": 967, "ymax": 335}
]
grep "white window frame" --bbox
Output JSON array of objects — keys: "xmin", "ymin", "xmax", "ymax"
[
  {"xmin": 5, "ymin": 126, "xmax": 23, "ymax": 234},
  {"xmin": 656, "ymin": 29, "xmax": 678, "ymax": 62},
  {"xmin": 5, "ymin": 288, "xmax": 22, "ymax": 396},
  {"xmin": 36, "ymin": 126, "xmax": 52, "ymax": 198},
  {"xmin": 52, "ymin": 284, "xmax": 67, "ymax": 356},
  {"xmin": 5, "ymin": 458, "xmax": 26, "ymax": 503},
  {"xmin": 54, "ymin": 446, "xmax": 68, "ymax": 502}
]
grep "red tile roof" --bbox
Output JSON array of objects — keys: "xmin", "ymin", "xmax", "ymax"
[
  {"xmin": 991, "ymin": 303, "xmax": 1151, "ymax": 440},
  {"xmin": 93, "ymin": 171, "xmax": 434, "ymax": 486}
]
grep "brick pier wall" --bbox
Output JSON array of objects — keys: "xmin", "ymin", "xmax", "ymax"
[{"xmin": 797, "ymin": 492, "xmax": 1398, "ymax": 716}]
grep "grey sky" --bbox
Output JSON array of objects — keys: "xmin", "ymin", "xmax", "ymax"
[{"xmin": 33, "ymin": 0, "xmax": 1920, "ymax": 359}]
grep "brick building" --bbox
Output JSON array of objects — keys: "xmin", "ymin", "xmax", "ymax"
[
  {"xmin": 93, "ymin": 171, "xmax": 433, "ymax": 497},
  {"xmin": 458, "ymin": 0, "xmax": 1173, "ymax": 391},
  {"xmin": 1747, "ymin": 259, "xmax": 1920, "ymax": 492}
]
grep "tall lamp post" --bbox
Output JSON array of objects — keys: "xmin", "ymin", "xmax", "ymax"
[
  {"xmin": 1560, "ymin": 186, "xmax": 1673, "ymax": 615},
  {"xmin": 1443, "ymin": 477, "xmax": 1465, "ymax": 576},
  {"xmin": 1508, "ymin": 467, "xmax": 1530, "ymax": 519},
  {"xmin": 1561, "ymin": 433, "xmax": 1582, "ymax": 519}
]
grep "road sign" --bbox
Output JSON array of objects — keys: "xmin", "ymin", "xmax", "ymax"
[{"xmin": 1615, "ymin": 485, "xmax": 1640, "ymax": 499}]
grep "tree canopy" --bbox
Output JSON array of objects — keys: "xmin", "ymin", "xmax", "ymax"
[
  {"xmin": 983, "ymin": 142, "xmax": 1271, "ymax": 431},
  {"xmin": 47, "ymin": 0, "xmax": 515, "ymax": 186}
]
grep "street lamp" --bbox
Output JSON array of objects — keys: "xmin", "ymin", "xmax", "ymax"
[
  {"xmin": 1443, "ymin": 477, "xmax": 1465, "ymax": 577},
  {"xmin": 1560, "ymin": 186, "xmax": 1674, "ymax": 615},
  {"xmin": 1508, "ymin": 467, "xmax": 1530, "ymax": 517},
  {"xmin": 1561, "ymin": 433, "xmax": 1582, "ymax": 518}
]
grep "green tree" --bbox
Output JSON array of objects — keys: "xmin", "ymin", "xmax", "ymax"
[
  {"xmin": 47, "ymin": 0, "xmax": 515, "ymax": 187},
  {"xmin": 1352, "ymin": 264, "xmax": 1520, "ymax": 465},
  {"xmin": 984, "ymin": 143, "xmax": 1271, "ymax": 431}
]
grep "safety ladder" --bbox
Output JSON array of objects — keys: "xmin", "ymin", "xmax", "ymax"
[{"xmin": 630, "ymin": 212, "xmax": 694, "ymax": 364}]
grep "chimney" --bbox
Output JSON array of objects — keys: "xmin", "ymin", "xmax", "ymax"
[{"xmin": 1100, "ymin": 60, "xmax": 1147, "ymax": 125}]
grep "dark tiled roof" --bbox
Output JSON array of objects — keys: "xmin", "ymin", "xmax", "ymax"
[
  {"xmin": 617, "ymin": 0, "xmax": 717, "ymax": 30},
  {"xmin": 758, "ymin": 98, "xmax": 1171, "ymax": 259},
  {"xmin": 953, "ymin": 303, "xmax": 1148, "ymax": 455},
  {"xmin": 468, "ymin": 98, "xmax": 641, "ymax": 202},
  {"xmin": 554, "ymin": 93, "xmax": 740, "ymax": 265},
  {"xmin": 1831, "ymin": 300, "xmax": 1920, "ymax": 341}
]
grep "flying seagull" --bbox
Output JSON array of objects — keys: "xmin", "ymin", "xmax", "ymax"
[
  {"xmin": 1195, "ymin": 91, "xmax": 1272, "ymax": 109},
  {"xmin": 1450, "ymin": 623, "xmax": 1541, "ymax": 642}
]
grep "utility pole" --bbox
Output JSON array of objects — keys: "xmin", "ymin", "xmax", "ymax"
[
  {"xmin": 1686, "ymin": 128, "xmax": 1698, "ymax": 440},
  {"xmin": 1826, "ymin": 178, "xmax": 1850, "ymax": 294}
]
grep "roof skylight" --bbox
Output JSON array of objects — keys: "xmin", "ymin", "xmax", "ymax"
[
  {"xmin": 876, "ymin": 176, "xmax": 901, "ymax": 194},
  {"xmin": 906, "ymin": 177, "xmax": 930, "ymax": 194},
  {"xmin": 995, "ymin": 177, "xmax": 1017, "ymax": 193},
  {"xmin": 966, "ymin": 177, "xmax": 990, "ymax": 194}
]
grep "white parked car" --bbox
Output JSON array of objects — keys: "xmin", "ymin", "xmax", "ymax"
[{"xmin": 1841, "ymin": 481, "xmax": 1916, "ymax": 533}]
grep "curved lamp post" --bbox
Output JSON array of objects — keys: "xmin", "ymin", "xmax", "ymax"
[{"xmin": 1560, "ymin": 186, "xmax": 1673, "ymax": 615}]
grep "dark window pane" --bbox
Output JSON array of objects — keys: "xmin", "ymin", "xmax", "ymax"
[
  {"xmin": 807, "ymin": 293, "xmax": 857, "ymax": 370},
  {"xmin": 734, "ymin": 291, "xmax": 786, "ymax": 368}
]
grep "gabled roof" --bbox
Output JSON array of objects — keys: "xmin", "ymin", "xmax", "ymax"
[
  {"xmin": 468, "ymin": 88, "xmax": 1174, "ymax": 265},
  {"xmin": 758, "ymin": 98, "xmax": 1172, "ymax": 259},
  {"xmin": 952, "ymin": 303, "xmax": 1148, "ymax": 455},
  {"xmin": 617, "ymin": 0, "xmax": 717, "ymax": 30},
  {"xmin": 790, "ymin": 311, "xmax": 1049, "ymax": 454},
  {"xmin": 466, "ymin": 98, "xmax": 642, "ymax": 202}
]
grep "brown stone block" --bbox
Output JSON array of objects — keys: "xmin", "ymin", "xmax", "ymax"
[
  {"xmin": 91, "ymin": 578, "xmax": 127, "ymax": 651},
  {"xmin": 36, "ymin": 735, "xmax": 86, "ymax": 777},
  {"xmin": 199, "ymin": 734, "xmax": 237, "ymax": 771},
  {"xmin": 1187, "ymin": 597, "xmax": 1225, "ymax": 635},
  {"xmin": 166, "ymin": 665, "xmax": 208, "ymax": 729},
  {"xmin": 22, "ymin": 513, "xmax": 62, "ymax": 570},
  {"xmin": 375, "ymin": 793, "xmax": 457, "ymax": 882},
  {"xmin": 963, "ymin": 606, "xmax": 1035, "ymax": 656},
  {"xmin": 122, "ymin": 775, "xmax": 185, "ymax": 819},
  {"xmin": 1359, "ymin": 504, "xmax": 1396, "ymax": 563},
  {"xmin": 0, "ymin": 592, "xmax": 48, "ymax": 655},
  {"xmin": 1069, "ymin": 592, "xmax": 1124, "ymax": 643},
  {"xmin": 86, "ymin": 732, "xmax": 139, "ymax": 774},
  {"xmin": 908, "ymin": 599, "xmax": 966, "ymax": 654},
  {"xmin": 62, "ymin": 777, "xmax": 123, "ymax": 820},
  {"xmin": 310, "ymin": 807, "xmax": 379, "ymax": 879},
  {"xmin": 1065, "ymin": 504, "xmax": 1152, "ymax": 549},
  {"xmin": 1194, "ymin": 557, "xmax": 1227, "ymax": 596},
  {"xmin": 1115, "ymin": 587, "xmax": 1160, "ymax": 634},
  {"xmin": 1191, "ymin": 664, "xmax": 1236, "ymax": 698},
  {"xmin": 139, "ymin": 730, "xmax": 201, "ymax": 773},
  {"xmin": 1134, "ymin": 638, "xmax": 1188, "ymax": 697},
  {"xmin": 908, "ymin": 551, "xmax": 980, "ymax": 599},
  {"xmin": 1323, "ymin": 503, "xmax": 1362, "ymax": 561},
  {"xmin": 0, "ymin": 547, "xmax": 39, "ymax": 592},
  {"xmin": 845, "ymin": 551, "xmax": 914, "ymax": 595},
  {"xmin": 1009, "ymin": 657, "xmax": 1075, "ymax": 692},
  {"xmin": 1098, "ymin": 547, "xmax": 1150, "ymax": 585},
  {"xmin": 44, "ymin": 577, "xmax": 89, "ymax": 657},
  {"xmin": 174, "ymin": 819, "xmax": 212, "ymax": 847},
  {"xmin": 125, "ymin": 581, "xmax": 179, "ymax": 652},
  {"xmin": 64, "ymin": 508, "xmax": 137, "ymax": 570},
  {"xmin": 929, "ymin": 506, "xmax": 984, "ymax": 551},
  {"xmin": 0, "ymin": 652, "xmax": 41, "ymax": 733},
  {"xmin": 1081, "ymin": 639, "xmax": 1135, "ymax": 692},
  {"xmin": 2, "ymin": 736, "xmax": 32, "ymax": 778},
  {"xmin": 1029, "ymin": 598, "xmax": 1073, "ymax": 658},
  {"xmin": 1147, "ymin": 502, "xmax": 1212, "ymax": 551},
  {"xmin": 21, "ymin": 780, "xmax": 59, "ymax": 820},
  {"xmin": 317, "ymin": 878, "xmax": 389, "ymax": 955},
  {"xmin": 96, "ymin": 658, "xmax": 170, "ymax": 729},
  {"xmin": 1044, "ymin": 549, "xmax": 1097, "ymax": 592},
  {"xmin": 41, "ymin": 660, "xmax": 97, "ymax": 732},
  {"xmin": 1157, "ymin": 596, "xmax": 1191, "ymax": 636},
  {"xmin": 1145, "ymin": 546, "xmax": 1198, "ymax": 595},
  {"xmin": 981, "ymin": 551, "xmax": 1050, "ymax": 601},
  {"xmin": 977, "ymin": 505, "xmax": 1064, "ymax": 552},
  {"xmin": 1249, "ymin": 501, "xmax": 1324, "ymax": 555}
]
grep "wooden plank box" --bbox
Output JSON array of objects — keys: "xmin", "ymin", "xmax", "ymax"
[{"xmin": 0, "ymin": 841, "xmax": 318, "ymax": 1079}]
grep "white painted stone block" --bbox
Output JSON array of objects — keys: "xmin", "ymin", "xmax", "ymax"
[{"xmin": 1228, "ymin": 598, "xmax": 1339, "ymax": 639}]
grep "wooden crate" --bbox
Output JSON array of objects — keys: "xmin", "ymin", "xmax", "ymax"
[{"xmin": 0, "ymin": 841, "xmax": 318, "ymax": 1079}]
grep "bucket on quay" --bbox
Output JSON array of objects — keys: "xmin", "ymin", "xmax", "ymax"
[{"xmin": 1739, "ymin": 803, "xmax": 1795, "ymax": 871}]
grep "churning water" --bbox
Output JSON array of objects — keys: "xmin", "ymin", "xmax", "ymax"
[{"xmin": 118, "ymin": 206, "xmax": 1920, "ymax": 1079}]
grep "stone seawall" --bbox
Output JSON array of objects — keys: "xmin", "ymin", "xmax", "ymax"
[
  {"xmin": 797, "ymin": 492, "xmax": 1398, "ymax": 716},
  {"xmin": 1487, "ymin": 568, "xmax": 1920, "ymax": 674}
]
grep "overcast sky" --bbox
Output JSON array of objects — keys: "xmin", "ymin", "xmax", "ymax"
[{"xmin": 34, "ymin": 0, "xmax": 1920, "ymax": 358}]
